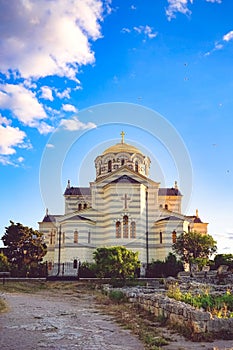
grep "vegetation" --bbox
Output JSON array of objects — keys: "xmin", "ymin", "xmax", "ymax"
[
  {"xmin": 108, "ymin": 289, "xmax": 126, "ymax": 303},
  {"xmin": 0, "ymin": 252, "xmax": 10, "ymax": 271},
  {"xmin": 79, "ymin": 261, "xmax": 98, "ymax": 278},
  {"xmin": 0, "ymin": 298, "xmax": 7, "ymax": 313},
  {"xmin": 146, "ymin": 253, "xmax": 183, "ymax": 278},
  {"xmin": 172, "ymin": 231, "xmax": 217, "ymax": 269},
  {"xmin": 93, "ymin": 246, "xmax": 140, "ymax": 280},
  {"xmin": 1, "ymin": 221, "xmax": 47, "ymax": 277},
  {"xmin": 212, "ymin": 254, "xmax": 233, "ymax": 270},
  {"xmin": 96, "ymin": 290, "xmax": 169, "ymax": 350},
  {"xmin": 167, "ymin": 283, "xmax": 233, "ymax": 318}
]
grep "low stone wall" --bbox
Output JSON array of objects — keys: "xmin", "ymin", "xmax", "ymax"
[{"xmin": 103, "ymin": 285, "xmax": 233, "ymax": 339}]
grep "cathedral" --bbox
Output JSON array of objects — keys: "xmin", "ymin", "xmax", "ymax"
[{"xmin": 39, "ymin": 132, "xmax": 208, "ymax": 276}]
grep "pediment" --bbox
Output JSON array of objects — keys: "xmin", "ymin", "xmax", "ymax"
[{"xmin": 95, "ymin": 165, "xmax": 159, "ymax": 188}]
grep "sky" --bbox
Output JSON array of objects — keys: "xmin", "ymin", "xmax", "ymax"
[{"xmin": 0, "ymin": 0, "xmax": 233, "ymax": 254}]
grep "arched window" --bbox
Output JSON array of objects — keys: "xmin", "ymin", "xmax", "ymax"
[
  {"xmin": 108, "ymin": 160, "xmax": 112, "ymax": 172},
  {"xmin": 50, "ymin": 230, "xmax": 55, "ymax": 245},
  {"xmin": 135, "ymin": 161, "xmax": 139, "ymax": 172},
  {"xmin": 121, "ymin": 158, "xmax": 125, "ymax": 166},
  {"xmin": 116, "ymin": 221, "xmax": 121, "ymax": 238},
  {"xmin": 74, "ymin": 230, "xmax": 78, "ymax": 243},
  {"xmin": 172, "ymin": 230, "xmax": 177, "ymax": 243},
  {"xmin": 99, "ymin": 165, "xmax": 101, "ymax": 175},
  {"xmin": 123, "ymin": 215, "xmax": 129, "ymax": 238},
  {"xmin": 83, "ymin": 203, "xmax": 87, "ymax": 209},
  {"xmin": 130, "ymin": 221, "xmax": 136, "ymax": 238},
  {"xmin": 78, "ymin": 203, "xmax": 82, "ymax": 211},
  {"xmin": 165, "ymin": 204, "xmax": 168, "ymax": 210},
  {"xmin": 159, "ymin": 231, "xmax": 163, "ymax": 244},
  {"xmin": 159, "ymin": 204, "xmax": 163, "ymax": 209},
  {"xmin": 73, "ymin": 259, "xmax": 78, "ymax": 269}
]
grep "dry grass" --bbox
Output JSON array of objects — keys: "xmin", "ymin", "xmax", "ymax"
[
  {"xmin": 0, "ymin": 298, "xmax": 8, "ymax": 313},
  {"xmin": 93, "ymin": 290, "xmax": 170, "ymax": 350}
]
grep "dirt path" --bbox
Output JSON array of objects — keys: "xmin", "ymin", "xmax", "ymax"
[
  {"xmin": 0, "ymin": 288, "xmax": 233, "ymax": 350},
  {"xmin": 0, "ymin": 291, "xmax": 144, "ymax": 350}
]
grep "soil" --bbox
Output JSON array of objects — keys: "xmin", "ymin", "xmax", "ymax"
[{"xmin": 0, "ymin": 282, "xmax": 233, "ymax": 350}]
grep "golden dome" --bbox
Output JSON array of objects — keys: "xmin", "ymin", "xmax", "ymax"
[{"xmin": 103, "ymin": 142, "xmax": 143, "ymax": 155}]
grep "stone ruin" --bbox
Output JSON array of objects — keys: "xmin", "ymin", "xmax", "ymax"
[{"xmin": 103, "ymin": 266, "xmax": 233, "ymax": 340}]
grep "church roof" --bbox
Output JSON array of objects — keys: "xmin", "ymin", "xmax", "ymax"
[
  {"xmin": 109, "ymin": 175, "xmax": 140, "ymax": 184},
  {"xmin": 64, "ymin": 187, "xmax": 91, "ymax": 196},
  {"xmin": 42, "ymin": 214, "xmax": 58, "ymax": 222},
  {"xmin": 156, "ymin": 215, "xmax": 184, "ymax": 222},
  {"xmin": 65, "ymin": 215, "xmax": 93, "ymax": 222},
  {"xmin": 186, "ymin": 215, "xmax": 203, "ymax": 223},
  {"xmin": 158, "ymin": 188, "xmax": 182, "ymax": 196},
  {"xmin": 102, "ymin": 142, "xmax": 143, "ymax": 155}
]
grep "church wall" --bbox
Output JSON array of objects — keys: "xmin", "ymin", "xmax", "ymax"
[
  {"xmin": 65, "ymin": 195, "xmax": 92, "ymax": 214},
  {"xmin": 189, "ymin": 222, "xmax": 208, "ymax": 234},
  {"xmin": 158, "ymin": 195, "xmax": 182, "ymax": 213}
]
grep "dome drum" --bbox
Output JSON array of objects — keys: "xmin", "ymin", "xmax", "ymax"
[{"xmin": 94, "ymin": 135, "xmax": 151, "ymax": 179}]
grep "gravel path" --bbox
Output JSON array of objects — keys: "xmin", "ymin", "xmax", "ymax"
[
  {"xmin": 1, "ymin": 290, "xmax": 233, "ymax": 350},
  {"xmin": 0, "ymin": 292, "xmax": 144, "ymax": 350}
]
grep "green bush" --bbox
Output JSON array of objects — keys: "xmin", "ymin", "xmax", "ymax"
[
  {"xmin": 109, "ymin": 290, "xmax": 125, "ymax": 303},
  {"xmin": 78, "ymin": 262, "xmax": 97, "ymax": 278},
  {"xmin": 167, "ymin": 284, "xmax": 233, "ymax": 318},
  {"xmin": 146, "ymin": 253, "xmax": 183, "ymax": 278}
]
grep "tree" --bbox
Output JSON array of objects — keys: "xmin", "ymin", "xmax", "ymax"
[
  {"xmin": 213, "ymin": 254, "xmax": 233, "ymax": 269},
  {"xmin": 146, "ymin": 253, "xmax": 183, "ymax": 278},
  {"xmin": 93, "ymin": 246, "xmax": 140, "ymax": 280},
  {"xmin": 0, "ymin": 253, "xmax": 9, "ymax": 272},
  {"xmin": 2, "ymin": 221, "xmax": 47, "ymax": 276},
  {"xmin": 172, "ymin": 231, "xmax": 217, "ymax": 269}
]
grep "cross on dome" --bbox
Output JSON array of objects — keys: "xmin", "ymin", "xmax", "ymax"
[{"xmin": 120, "ymin": 130, "xmax": 125, "ymax": 144}]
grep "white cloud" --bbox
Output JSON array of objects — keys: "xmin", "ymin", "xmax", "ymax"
[
  {"xmin": 166, "ymin": 0, "xmax": 192, "ymax": 21},
  {"xmin": 41, "ymin": 86, "xmax": 54, "ymax": 101},
  {"xmin": 144, "ymin": 25, "xmax": 158, "ymax": 39},
  {"xmin": 46, "ymin": 143, "xmax": 55, "ymax": 148},
  {"xmin": 60, "ymin": 116, "xmax": 96, "ymax": 131},
  {"xmin": 124, "ymin": 25, "xmax": 157, "ymax": 39},
  {"xmin": 0, "ymin": 84, "xmax": 47, "ymax": 126},
  {"xmin": 165, "ymin": 0, "xmax": 222, "ymax": 20},
  {"xmin": 0, "ymin": 114, "xmax": 11, "ymax": 126},
  {"xmin": 17, "ymin": 156, "xmax": 24, "ymax": 163},
  {"xmin": 223, "ymin": 30, "xmax": 233, "ymax": 42},
  {"xmin": 0, "ymin": 0, "xmax": 107, "ymax": 80},
  {"xmin": 205, "ymin": 30, "xmax": 233, "ymax": 56},
  {"xmin": 62, "ymin": 104, "xmax": 78, "ymax": 113},
  {"xmin": 206, "ymin": 0, "xmax": 221, "ymax": 3},
  {"xmin": 55, "ymin": 88, "xmax": 71, "ymax": 99},
  {"xmin": 0, "ymin": 156, "xmax": 15, "ymax": 166},
  {"xmin": 37, "ymin": 121, "xmax": 55, "ymax": 135},
  {"xmin": 121, "ymin": 28, "xmax": 131, "ymax": 34},
  {"xmin": 0, "ymin": 124, "xmax": 26, "ymax": 155}
]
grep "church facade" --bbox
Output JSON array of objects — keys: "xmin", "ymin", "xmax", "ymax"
[{"xmin": 39, "ymin": 133, "xmax": 208, "ymax": 275}]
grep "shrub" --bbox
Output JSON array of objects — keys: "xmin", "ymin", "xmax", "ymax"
[
  {"xmin": 167, "ymin": 284, "xmax": 233, "ymax": 318},
  {"xmin": 109, "ymin": 290, "xmax": 125, "ymax": 303},
  {"xmin": 78, "ymin": 262, "xmax": 97, "ymax": 278}
]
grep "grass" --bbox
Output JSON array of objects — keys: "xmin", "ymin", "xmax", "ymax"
[
  {"xmin": 167, "ymin": 283, "xmax": 233, "ymax": 318},
  {"xmin": 0, "ymin": 298, "xmax": 8, "ymax": 313}
]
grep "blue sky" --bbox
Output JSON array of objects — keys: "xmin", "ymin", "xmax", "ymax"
[{"xmin": 0, "ymin": 0, "xmax": 233, "ymax": 253}]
